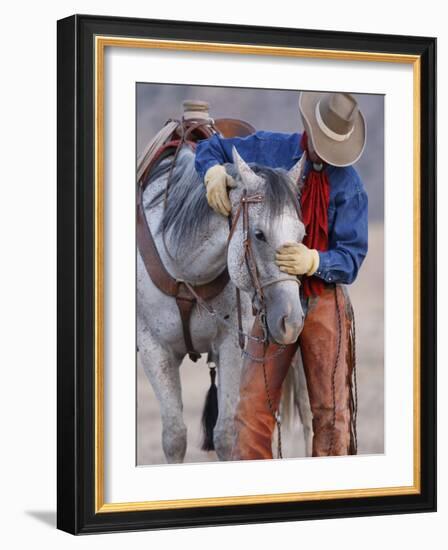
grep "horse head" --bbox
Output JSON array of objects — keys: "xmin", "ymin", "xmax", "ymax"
[{"xmin": 226, "ymin": 147, "xmax": 307, "ymax": 345}]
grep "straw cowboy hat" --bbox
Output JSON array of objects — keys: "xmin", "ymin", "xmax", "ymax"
[{"xmin": 299, "ymin": 91, "xmax": 366, "ymax": 167}]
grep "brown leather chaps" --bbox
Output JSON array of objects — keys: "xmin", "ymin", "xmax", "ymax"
[{"xmin": 231, "ymin": 285, "xmax": 354, "ymax": 460}]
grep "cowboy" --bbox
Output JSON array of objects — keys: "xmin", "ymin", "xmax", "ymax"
[{"xmin": 194, "ymin": 92, "xmax": 368, "ymax": 458}]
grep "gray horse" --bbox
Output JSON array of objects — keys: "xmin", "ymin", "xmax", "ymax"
[{"xmin": 137, "ymin": 145, "xmax": 312, "ymax": 463}]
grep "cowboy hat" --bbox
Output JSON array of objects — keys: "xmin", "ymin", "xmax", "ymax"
[{"xmin": 299, "ymin": 91, "xmax": 366, "ymax": 167}]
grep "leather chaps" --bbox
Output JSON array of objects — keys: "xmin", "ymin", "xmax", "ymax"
[{"xmin": 231, "ymin": 285, "xmax": 355, "ymax": 460}]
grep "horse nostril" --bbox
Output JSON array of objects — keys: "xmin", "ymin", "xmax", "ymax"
[
  {"xmin": 280, "ymin": 315, "xmax": 288, "ymax": 333},
  {"xmin": 279, "ymin": 313, "xmax": 303, "ymax": 337}
]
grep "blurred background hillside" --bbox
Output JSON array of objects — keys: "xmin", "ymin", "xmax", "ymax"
[{"xmin": 136, "ymin": 84, "xmax": 384, "ymax": 465}]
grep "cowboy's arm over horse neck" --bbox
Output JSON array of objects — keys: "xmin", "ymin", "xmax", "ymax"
[{"xmin": 194, "ymin": 131, "xmax": 303, "ymax": 180}]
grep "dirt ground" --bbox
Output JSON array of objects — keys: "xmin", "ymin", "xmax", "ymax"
[{"xmin": 137, "ymin": 223, "xmax": 384, "ymax": 465}]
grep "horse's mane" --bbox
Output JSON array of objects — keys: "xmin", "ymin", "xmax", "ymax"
[{"xmin": 145, "ymin": 146, "xmax": 301, "ymax": 253}]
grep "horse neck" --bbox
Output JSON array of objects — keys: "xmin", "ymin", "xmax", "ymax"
[
  {"xmin": 143, "ymin": 179, "xmax": 229, "ymax": 285},
  {"xmin": 164, "ymin": 213, "xmax": 229, "ymax": 284}
]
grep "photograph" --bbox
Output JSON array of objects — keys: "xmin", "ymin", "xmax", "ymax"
[{"xmin": 136, "ymin": 84, "xmax": 384, "ymax": 466}]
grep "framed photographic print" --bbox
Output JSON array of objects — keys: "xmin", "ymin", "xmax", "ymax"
[{"xmin": 57, "ymin": 14, "xmax": 436, "ymax": 534}]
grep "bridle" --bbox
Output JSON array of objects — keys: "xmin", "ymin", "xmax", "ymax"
[
  {"xmin": 226, "ymin": 189, "xmax": 302, "ymax": 348},
  {"xmin": 184, "ymin": 189, "xmax": 301, "ymax": 352}
]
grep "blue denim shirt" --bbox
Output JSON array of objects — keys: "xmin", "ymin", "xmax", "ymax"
[{"xmin": 195, "ymin": 130, "xmax": 368, "ymax": 285}]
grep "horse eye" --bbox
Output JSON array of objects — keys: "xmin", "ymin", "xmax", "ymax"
[{"xmin": 254, "ymin": 229, "xmax": 267, "ymax": 242}]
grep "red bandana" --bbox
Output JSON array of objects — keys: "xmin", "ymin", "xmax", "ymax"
[{"xmin": 299, "ymin": 132, "xmax": 330, "ymax": 297}]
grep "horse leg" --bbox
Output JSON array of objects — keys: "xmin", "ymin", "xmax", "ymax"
[
  {"xmin": 293, "ymin": 350, "xmax": 313, "ymax": 457},
  {"xmin": 213, "ymin": 337, "xmax": 243, "ymax": 460},
  {"xmin": 138, "ymin": 335, "xmax": 186, "ymax": 463}
]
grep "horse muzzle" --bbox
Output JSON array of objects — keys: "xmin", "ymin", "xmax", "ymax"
[{"xmin": 264, "ymin": 284, "xmax": 304, "ymax": 345}]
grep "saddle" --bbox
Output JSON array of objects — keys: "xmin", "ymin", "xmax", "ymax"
[{"xmin": 137, "ymin": 109, "xmax": 255, "ymax": 361}]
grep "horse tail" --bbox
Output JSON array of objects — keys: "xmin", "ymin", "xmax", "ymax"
[
  {"xmin": 201, "ymin": 366, "xmax": 218, "ymax": 451},
  {"xmin": 281, "ymin": 350, "xmax": 314, "ymax": 457}
]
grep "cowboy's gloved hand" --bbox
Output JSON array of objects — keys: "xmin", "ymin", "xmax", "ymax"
[
  {"xmin": 204, "ymin": 164, "xmax": 236, "ymax": 216},
  {"xmin": 275, "ymin": 242, "xmax": 320, "ymax": 276}
]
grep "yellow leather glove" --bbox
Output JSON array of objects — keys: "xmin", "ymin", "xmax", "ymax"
[
  {"xmin": 275, "ymin": 242, "xmax": 320, "ymax": 276},
  {"xmin": 204, "ymin": 164, "xmax": 236, "ymax": 216}
]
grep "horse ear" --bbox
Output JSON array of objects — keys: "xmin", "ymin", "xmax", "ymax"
[
  {"xmin": 288, "ymin": 152, "xmax": 307, "ymax": 190},
  {"xmin": 232, "ymin": 146, "xmax": 260, "ymax": 187}
]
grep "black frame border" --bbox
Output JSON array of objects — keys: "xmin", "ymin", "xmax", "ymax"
[{"xmin": 57, "ymin": 14, "xmax": 436, "ymax": 534}]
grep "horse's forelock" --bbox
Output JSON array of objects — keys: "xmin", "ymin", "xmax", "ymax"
[{"xmin": 251, "ymin": 165, "xmax": 302, "ymax": 221}]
